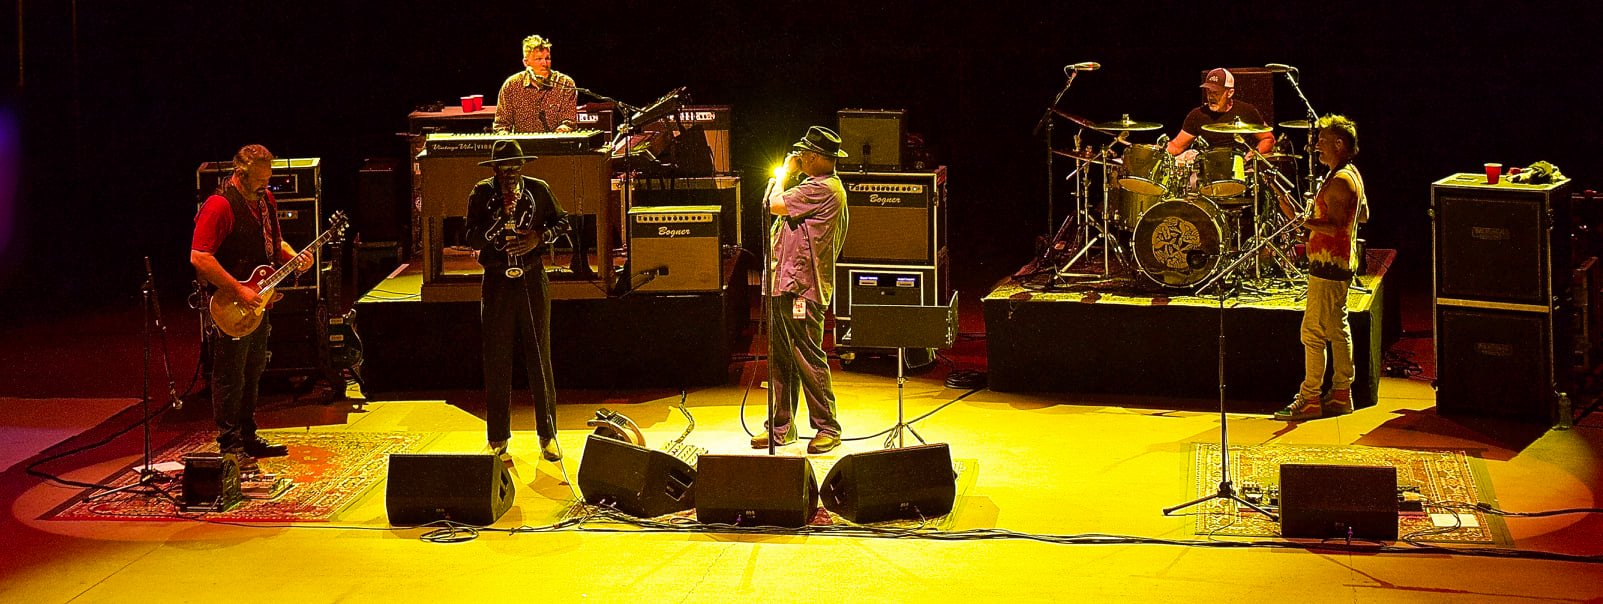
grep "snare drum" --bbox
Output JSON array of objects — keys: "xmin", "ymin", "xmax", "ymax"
[
  {"xmin": 1118, "ymin": 144, "xmax": 1176, "ymax": 196},
  {"xmin": 1131, "ymin": 197, "xmax": 1230, "ymax": 288},
  {"xmin": 1197, "ymin": 147, "xmax": 1247, "ymax": 197}
]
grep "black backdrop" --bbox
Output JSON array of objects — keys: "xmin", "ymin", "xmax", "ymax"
[{"xmin": 4, "ymin": 2, "xmax": 1600, "ymax": 314}]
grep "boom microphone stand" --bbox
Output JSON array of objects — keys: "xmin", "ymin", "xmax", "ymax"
[
  {"xmin": 86, "ymin": 257, "xmax": 183, "ymax": 502},
  {"xmin": 1161, "ymin": 211, "xmax": 1309, "ymax": 522}
]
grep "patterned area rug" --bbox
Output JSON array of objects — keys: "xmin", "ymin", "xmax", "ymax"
[
  {"xmin": 47, "ymin": 431, "xmax": 431, "ymax": 522},
  {"xmin": 1188, "ymin": 443, "xmax": 1508, "ymax": 544},
  {"xmin": 563, "ymin": 456, "xmax": 979, "ymax": 530}
]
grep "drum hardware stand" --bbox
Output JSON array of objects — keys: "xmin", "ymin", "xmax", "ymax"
[
  {"xmin": 1053, "ymin": 144, "xmax": 1126, "ymax": 281},
  {"xmin": 86, "ymin": 257, "xmax": 183, "ymax": 502},
  {"xmin": 1162, "ymin": 209, "xmax": 1307, "ymax": 521}
]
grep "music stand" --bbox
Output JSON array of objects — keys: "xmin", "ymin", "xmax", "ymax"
[{"xmin": 848, "ymin": 292, "xmax": 959, "ymax": 448}]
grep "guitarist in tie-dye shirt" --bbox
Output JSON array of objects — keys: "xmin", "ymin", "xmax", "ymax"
[{"xmin": 1276, "ymin": 115, "xmax": 1366, "ymax": 421}]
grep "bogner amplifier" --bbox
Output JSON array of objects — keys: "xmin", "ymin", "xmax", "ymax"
[
  {"xmin": 839, "ymin": 168, "xmax": 946, "ymax": 264},
  {"xmin": 627, "ymin": 205, "xmax": 722, "ymax": 293}
]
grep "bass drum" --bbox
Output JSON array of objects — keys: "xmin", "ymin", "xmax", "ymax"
[{"xmin": 1131, "ymin": 198, "xmax": 1229, "ymax": 288}]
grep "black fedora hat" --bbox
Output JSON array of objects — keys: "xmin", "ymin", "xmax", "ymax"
[
  {"xmin": 477, "ymin": 139, "xmax": 540, "ymax": 166},
  {"xmin": 792, "ymin": 126, "xmax": 849, "ymax": 158}
]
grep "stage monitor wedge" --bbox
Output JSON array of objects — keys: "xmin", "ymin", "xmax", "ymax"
[
  {"xmin": 820, "ymin": 443, "xmax": 956, "ymax": 523},
  {"xmin": 576, "ymin": 434, "xmax": 696, "ymax": 518},
  {"xmin": 1279, "ymin": 463, "xmax": 1398, "ymax": 541},
  {"xmin": 695, "ymin": 454, "xmax": 817, "ymax": 527},
  {"xmin": 386, "ymin": 453, "xmax": 515, "ymax": 526}
]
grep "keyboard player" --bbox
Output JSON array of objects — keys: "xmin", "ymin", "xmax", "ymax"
[{"xmin": 493, "ymin": 34, "xmax": 579, "ymax": 134}]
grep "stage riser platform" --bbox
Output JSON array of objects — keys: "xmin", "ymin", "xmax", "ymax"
[
  {"xmin": 358, "ymin": 279, "xmax": 746, "ymax": 394},
  {"xmin": 984, "ymin": 299, "xmax": 1380, "ymax": 412}
]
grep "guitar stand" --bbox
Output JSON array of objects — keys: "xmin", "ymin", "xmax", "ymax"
[{"xmin": 848, "ymin": 293, "xmax": 960, "ymax": 449}]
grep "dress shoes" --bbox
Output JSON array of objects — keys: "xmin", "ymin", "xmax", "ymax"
[
  {"xmin": 242, "ymin": 436, "xmax": 289, "ymax": 458},
  {"xmin": 750, "ymin": 430, "xmax": 797, "ymax": 449},
  {"xmin": 806, "ymin": 433, "xmax": 841, "ymax": 454},
  {"xmin": 540, "ymin": 437, "xmax": 562, "ymax": 462}
]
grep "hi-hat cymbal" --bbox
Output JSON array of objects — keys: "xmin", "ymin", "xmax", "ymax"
[
  {"xmin": 1278, "ymin": 120, "xmax": 1313, "ymax": 129},
  {"xmin": 1200, "ymin": 117, "xmax": 1271, "ymax": 134},
  {"xmin": 1093, "ymin": 115, "xmax": 1163, "ymax": 132}
]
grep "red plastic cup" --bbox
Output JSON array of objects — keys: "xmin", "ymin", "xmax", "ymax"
[
  {"xmin": 1484, "ymin": 163, "xmax": 1502, "ymax": 184},
  {"xmin": 460, "ymin": 96, "xmax": 474, "ymax": 112},
  {"xmin": 470, "ymin": 95, "xmax": 484, "ymax": 112}
]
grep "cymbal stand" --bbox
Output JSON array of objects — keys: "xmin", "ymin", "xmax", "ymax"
[
  {"xmin": 1236, "ymin": 140, "xmax": 1304, "ymax": 283},
  {"xmin": 1053, "ymin": 144, "xmax": 1125, "ymax": 280}
]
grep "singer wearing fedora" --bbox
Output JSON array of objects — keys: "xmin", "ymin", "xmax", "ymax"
[
  {"xmin": 493, "ymin": 34, "xmax": 579, "ymax": 135},
  {"xmin": 464, "ymin": 140, "xmax": 569, "ymax": 462},
  {"xmin": 751, "ymin": 126, "xmax": 851, "ymax": 455}
]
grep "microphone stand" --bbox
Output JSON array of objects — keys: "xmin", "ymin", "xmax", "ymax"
[
  {"xmin": 1276, "ymin": 68, "xmax": 1322, "ymax": 196},
  {"xmin": 86, "ymin": 257, "xmax": 182, "ymax": 502},
  {"xmin": 759, "ymin": 175, "xmax": 782, "ymax": 456},
  {"xmin": 1162, "ymin": 208, "xmax": 1310, "ymax": 521},
  {"xmin": 1033, "ymin": 69, "xmax": 1081, "ymax": 242}
]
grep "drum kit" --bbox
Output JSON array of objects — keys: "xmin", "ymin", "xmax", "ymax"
[{"xmin": 1043, "ymin": 113, "xmax": 1316, "ymax": 292}]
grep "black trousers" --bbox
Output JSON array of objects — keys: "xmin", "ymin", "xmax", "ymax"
[
  {"xmin": 481, "ymin": 270, "xmax": 557, "ymax": 443},
  {"xmin": 210, "ymin": 317, "xmax": 271, "ymax": 450}
]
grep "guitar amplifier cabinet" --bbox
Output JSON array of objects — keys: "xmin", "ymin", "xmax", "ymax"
[
  {"xmin": 1431, "ymin": 173, "xmax": 1572, "ymax": 307},
  {"xmin": 838, "ymin": 109, "xmax": 905, "ymax": 172},
  {"xmin": 838, "ymin": 168, "xmax": 946, "ymax": 264},
  {"xmin": 615, "ymin": 176, "xmax": 743, "ymax": 249},
  {"xmin": 627, "ymin": 205, "xmax": 722, "ymax": 293},
  {"xmin": 263, "ymin": 286, "xmax": 323, "ymax": 374}
]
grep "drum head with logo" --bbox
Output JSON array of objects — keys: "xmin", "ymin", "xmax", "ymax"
[{"xmin": 1131, "ymin": 199, "xmax": 1225, "ymax": 288}]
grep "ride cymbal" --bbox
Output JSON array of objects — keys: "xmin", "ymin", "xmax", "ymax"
[
  {"xmin": 1278, "ymin": 120, "xmax": 1313, "ymax": 129},
  {"xmin": 1093, "ymin": 114, "xmax": 1163, "ymax": 132},
  {"xmin": 1200, "ymin": 117, "xmax": 1271, "ymax": 134}
]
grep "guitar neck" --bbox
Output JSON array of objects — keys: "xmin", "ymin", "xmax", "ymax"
[{"xmin": 256, "ymin": 227, "xmax": 338, "ymax": 293}]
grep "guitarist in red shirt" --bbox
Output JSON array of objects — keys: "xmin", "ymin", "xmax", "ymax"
[{"xmin": 191, "ymin": 144, "xmax": 312, "ymax": 469}]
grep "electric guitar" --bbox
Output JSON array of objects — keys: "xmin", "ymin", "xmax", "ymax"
[{"xmin": 209, "ymin": 211, "xmax": 349, "ymax": 338}]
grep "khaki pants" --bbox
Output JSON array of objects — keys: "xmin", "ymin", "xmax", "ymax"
[{"xmin": 1299, "ymin": 275, "xmax": 1354, "ymax": 401}]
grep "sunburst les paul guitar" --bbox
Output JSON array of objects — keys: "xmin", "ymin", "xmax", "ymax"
[{"xmin": 209, "ymin": 211, "xmax": 349, "ymax": 338}]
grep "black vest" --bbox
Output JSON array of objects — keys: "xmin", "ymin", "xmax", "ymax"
[{"xmin": 210, "ymin": 182, "xmax": 280, "ymax": 281}]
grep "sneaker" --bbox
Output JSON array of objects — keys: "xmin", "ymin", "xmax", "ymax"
[
  {"xmin": 224, "ymin": 447, "xmax": 260, "ymax": 475},
  {"xmin": 1273, "ymin": 394, "xmax": 1323, "ymax": 421},
  {"xmin": 806, "ymin": 432, "xmax": 841, "ymax": 454},
  {"xmin": 242, "ymin": 435, "xmax": 289, "ymax": 458},
  {"xmin": 539, "ymin": 437, "xmax": 562, "ymax": 462},
  {"xmin": 1322, "ymin": 389, "xmax": 1354, "ymax": 416},
  {"xmin": 750, "ymin": 430, "xmax": 797, "ymax": 449}
]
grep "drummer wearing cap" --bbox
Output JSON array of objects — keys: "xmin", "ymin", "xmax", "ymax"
[
  {"xmin": 1165, "ymin": 68, "xmax": 1274, "ymax": 158},
  {"xmin": 751, "ymin": 126, "xmax": 851, "ymax": 455}
]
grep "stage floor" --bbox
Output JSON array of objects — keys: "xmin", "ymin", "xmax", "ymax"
[{"xmin": 3, "ymin": 365, "xmax": 1600, "ymax": 601}]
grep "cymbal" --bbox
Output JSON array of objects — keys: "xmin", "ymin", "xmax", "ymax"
[
  {"xmin": 1052, "ymin": 109, "xmax": 1100, "ymax": 130},
  {"xmin": 1278, "ymin": 120, "xmax": 1313, "ymax": 129},
  {"xmin": 1092, "ymin": 115, "xmax": 1163, "ymax": 132},
  {"xmin": 1052, "ymin": 148, "xmax": 1120, "ymax": 166},
  {"xmin": 1262, "ymin": 152, "xmax": 1303, "ymax": 160},
  {"xmin": 1200, "ymin": 117, "xmax": 1271, "ymax": 134}
]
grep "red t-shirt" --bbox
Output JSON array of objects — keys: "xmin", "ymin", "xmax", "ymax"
[{"xmin": 192, "ymin": 190, "xmax": 282, "ymax": 261}]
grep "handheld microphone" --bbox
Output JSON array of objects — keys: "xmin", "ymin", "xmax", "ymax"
[{"xmin": 1065, "ymin": 62, "xmax": 1101, "ymax": 73}]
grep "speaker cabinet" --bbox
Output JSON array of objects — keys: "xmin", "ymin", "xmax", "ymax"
[
  {"xmin": 838, "ymin": 108, "xmax": 905, "ymax": 171},
  {"xmin": 1436, "ymin": 304, "xmax": 1561, "ymax": 422},
  {"xmin": 695, "ymin": 454, "xmax": 817, "ymax": 527},
  {"xmin": 820, "ymin": 444, "xmax": 956, "ymax": 523},
  {"xmin": 385, "ymin": 453, "xmax": 515, "ymax": 526},
  {"xmin": 1279, "ymin": 463, "xmax": 1398, "ymax": 541},
  {"xmin": 621, "ymin": 175, "xmax": 743, "ymax": 249},
  {"xmin": 839, "ymin": 168, "xmax": 946, "ymax": 264},
  {"xmin": 356, "ymin": 158, "xmax": 409, "ymax": 245},
  {"xmin": 577, "ymin": 435, "xmax": 696, "ymax": 518},
  {"xmin": 627, "ymin": 205, "xmax": 722, "ymax": 293},
  {"xmin": 1432, "ymin": 173, "xmax": 1572, "ymax": 306}
]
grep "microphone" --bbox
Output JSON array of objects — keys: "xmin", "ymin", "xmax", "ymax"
[
  {"xmin": 1264, "ymin": 63, "xmax": 1298, "ymax": 73},
  {"xmin": 1064, "ymin": 62, "xmax": 1101, "ymax": 73}
]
